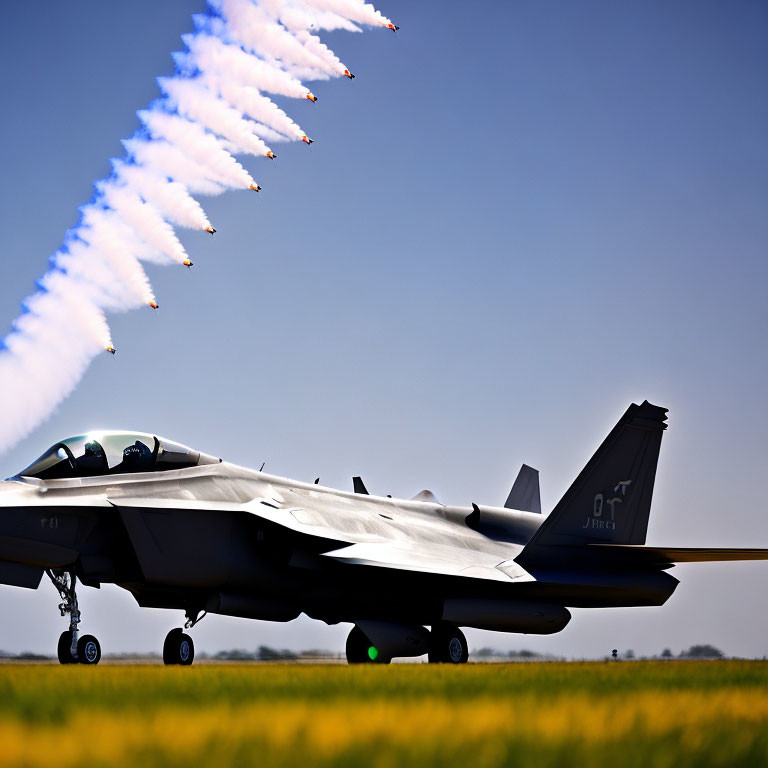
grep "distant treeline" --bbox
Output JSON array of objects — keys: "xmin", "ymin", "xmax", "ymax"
[
  {"xmin": 0, "ymin": 643, "xmax": 736, "ymax": 662},
  {"xmin": 200, "ymin": 647, "xmax": 339, "ymax": 661},
  {"xmin": 0, "ymin": 646, "xmax": 339, "ymax": 661},
  {"xmin": 472, "ymin": 644, "xmax": 729, "ymax": 661},
  {"xmin": 472, "ymin": 648, "xmax": 560, "ymax": 660}
]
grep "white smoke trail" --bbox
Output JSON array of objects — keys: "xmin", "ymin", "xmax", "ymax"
[
  {"xmin": 183, "ymin": 34, "xmax": 315, "ymax": 100},
  {"xmin": 138, "ymin": 110, "xmax": 259, "ymax": 189},
  {"xmin": 208, "ymin": 76, "xmax": 307, "ymax": 140},
  {"xmin": 0, "ymin": 0, "xmax": 396, "ymax": 455},
  {"xmin": 0, "ymin": 280, "xmax": 114, "ymax": 452},
  {"xmin": 159, "ymin": 77, "xmax": 273, "ymax": 157},
  {"xmin": 261, "ymin": 0, "xmax": 363, "ymax": 34},
  {"xmin": 113, "ymin": 162, "xmax": 213, "ymax": 232},
  {"xmin": 302, "ymin": 0, "xmax": 394, "ymax": 29},
  {"xmin": 95, "ymin": 183, "xmax": 191, "ymax": 266},
  {"xmin": 122, "ymin": 138, "xmax": 229, "ymax": 196},
  {"xmin": 212, "ymin": 0, "xmax": 347, "ymax": 79}
]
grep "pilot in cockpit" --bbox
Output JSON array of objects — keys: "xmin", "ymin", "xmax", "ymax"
[
  {"xmin": 115, "ymin": 440, "xmax": 154, "ymax": 473},
  {"xmin": 75, "ymin": 440, "xmax": 108, "ymax": 475}
]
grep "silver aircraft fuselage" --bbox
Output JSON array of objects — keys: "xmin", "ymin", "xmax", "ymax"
[{"xmin": 0, "ymin": 401, "xmax": 765, "ymax": 664}]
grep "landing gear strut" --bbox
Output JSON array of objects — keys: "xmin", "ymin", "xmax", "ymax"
[{"xmin": 47, "ymin": 569, "xmax": 101, "ymax": 665}]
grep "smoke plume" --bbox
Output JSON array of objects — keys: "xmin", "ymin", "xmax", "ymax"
[{"xmin": 0, "ymin": 0, "xmax": 396, "ymax": 455}]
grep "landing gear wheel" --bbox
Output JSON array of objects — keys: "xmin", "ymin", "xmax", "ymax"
[
  {"xmin": 163, "ymin": 629, "xmax": 195, "ymax": 666},
  {"xmin": 345, "ymin": 626, "xmax": 391, "ymax": 664},
  {"xmin": 77, "ymin": 634, "xmax": 101, "ymax": 665},
  {"xmin": 57, "ymin": 630, "xmax": 77, "ymax": 664},
  {"xmin": 428, "ymin": 624, "xmax": 468, "ymax": 664},
  {"xmin": 177, "ymin": 633, "xmax": 194, "ymax": 666}
]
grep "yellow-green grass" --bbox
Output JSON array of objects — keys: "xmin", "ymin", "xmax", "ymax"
[{"xmin": 2, "ymin": 661, "xmax": 767, "ymax": 767}]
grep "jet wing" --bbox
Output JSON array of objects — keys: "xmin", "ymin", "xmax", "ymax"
[
  {"xmin": 322, "ymin": 541, "xmax": 534, "ymax": 583},
  {"xmin": 106, "ymin": 496, "xmax": 532, "ymax": 582},
  {"xmin": 106, "ymin": 496, "xmax": 354, "ymax": 544},
  {"xmin": 589, "ymin": 544, "xmax": 768, "ymax": 565}
]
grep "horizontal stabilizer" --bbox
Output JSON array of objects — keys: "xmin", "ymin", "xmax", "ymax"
[
  {"xmin": 505, "ymin": 464, "xmax": 541, "ymax": 513},
  {"xmin": 590, "ymin": 544, "xmax": 768, "ymax": 566}
]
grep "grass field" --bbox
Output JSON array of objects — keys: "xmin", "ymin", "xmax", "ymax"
[{"xmin": 1, "ymin": 661, "xmax": 767, "ymax": 767}]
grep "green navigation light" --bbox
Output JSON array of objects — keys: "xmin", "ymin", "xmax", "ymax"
[{"xmin": 367, "ymin": 646, "xmax": 379, "ymax": 661}]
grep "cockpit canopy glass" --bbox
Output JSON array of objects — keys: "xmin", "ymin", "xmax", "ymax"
[{"xmin": 18, "ymin": 432, "xmax": 219, "ymax": 480}]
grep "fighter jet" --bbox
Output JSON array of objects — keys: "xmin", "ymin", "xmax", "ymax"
[
  {"xmin": 249, "ymin": 183, "xmax": 262, "ymax": 191},
  {"xmin": 104, "ymin": 346, "xmax": 116, "ymax": 355},
  {"xmin": 0, "ymin": 402, "xmax": 766, "ymax": 666},
  {"xmin": 182, "ymin": 259, "xmax": 193, "ymax": 267},
  {"xmin": 266, "ymin": 151, "xmax": 277, "ymax": 160},
  {"xmin": 204, "ymin": 227, "xmax": 216, "ymax": 235},
  {"xmin": 301, "ymin": 136, "xmax": 313, "ymax": 145},
  {"xmin": 387, "ymin": 23, "xmax": 399, "ymax": 32},
  {"xmin": 305, "ymin": 92, "xmax": 317, "ymax": 102},
  {"xmin": 148, "ymin": 301, "xmax": 159, "ymax": 310},
  {"xmin": 343, "ymin": 70, "xmax": 355, "ymax": 79}
]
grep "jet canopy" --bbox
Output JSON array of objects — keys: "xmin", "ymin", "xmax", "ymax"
[{"xmin": 17, "ymin": 432, "xmax": 220, "ymax": 480}]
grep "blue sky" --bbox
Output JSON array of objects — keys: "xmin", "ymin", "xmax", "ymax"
[{"xmin": 0, "ymin": 0, "xmax": 766, "ymax": 657}]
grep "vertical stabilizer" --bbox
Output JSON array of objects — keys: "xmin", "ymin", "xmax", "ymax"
[
  {"xmin": 352, "ymin": 476, "xmax": 369, "ymax": 495},
  {"xmin": 518, "ymin": 401, "xmax": 668, "ymax": 565},
  {"xmin": 504, "ymin": 464, "xmax": 541, "ymax": 514}
]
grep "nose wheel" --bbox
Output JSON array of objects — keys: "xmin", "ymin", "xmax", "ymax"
[
  {"xmin": 47, "ymin": 569, "xmax": 101, "ymax": 665},
  {"xmin": 163, "ymin": 628, "xmax": 195, "ymax": 665}
]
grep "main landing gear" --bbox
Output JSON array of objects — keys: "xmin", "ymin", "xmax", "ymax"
[
  {"xmin": 47, "ymin": 569, "xmax": 101, "ymax": 665},
  {"xmin": 428, "ymin": 624, "xmax": 469, "ymax": 664},
  {"xmin": 163, "ymin": 608, "xmax": 205, "ymax": 665}
]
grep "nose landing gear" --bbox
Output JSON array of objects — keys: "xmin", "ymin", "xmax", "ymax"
[
  {"xmin": 47, "ymin": 569, "xmax": 101, "ymax": 665},
  {"xmin": 163, "ymin": 628, "xmax": 195, "ymax": 665},
  {"xmin": 162, "ymin": 608, "xmax": 204, "ymax": 665}
]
